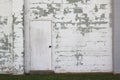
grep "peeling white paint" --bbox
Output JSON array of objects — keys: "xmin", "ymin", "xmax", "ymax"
[
  {"xmin": 25, "ymin": 0, "xmax": 112, "ymax": 73},
  {"xmin": 0, "ymin": 0, "xmax": 112, "ymax": 74},
  {"xmin": 0, "ymin": 0, "xmax": 24, "ymax": 74},
  {"xmin": 12, "ymin": 0, "xmax": 24, "ymax": 74},
  {"xmin": 0, "ymin": 0, "xmax": 13, "ymax": 74}
]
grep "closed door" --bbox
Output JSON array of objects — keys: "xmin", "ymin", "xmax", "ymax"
[{"xmin": 30, "ymin": 20, "xmax": 52, "ymax": 71}]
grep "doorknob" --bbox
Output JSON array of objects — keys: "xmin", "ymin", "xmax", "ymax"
[{"xmin": 49, "ymin": 46, "xmax": 52, "ymax": 48}]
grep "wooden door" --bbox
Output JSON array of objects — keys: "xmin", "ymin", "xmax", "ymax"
[{"xmin": 30, "ymin": 20, "xmax": 52, "ymax": 71}]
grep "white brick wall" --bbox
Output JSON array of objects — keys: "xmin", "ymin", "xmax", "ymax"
[
  {"xmin": 0, "ymin": 0, "xmax": 24, "ymax": 74},
  {"xmin": 0, "ymin": 0, "xmax": 112, "ymax": 74},
  {"xmin": 28, "ymin": 0, "xmax": 112, "ymax": 73},
  {"xmin": 12, "ymin": 0, "xmax": 24, "ymax": 74}
]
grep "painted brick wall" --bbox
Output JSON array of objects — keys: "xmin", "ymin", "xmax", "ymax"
[
  {"xmin": 12, "ymin": 0, "xmax": 24, "ymax": 74},
  {"xmin": 0, "ymin": 0, "xmax": 24, "ymax": 74},
  {"xmin": 0, "ymin": 0, "xmax": 112, "ymax": 74},
  {"xmin": 0, "ymin": 0, "xmax": 13, "ymax": 74},
  {"xmin": 28, "ymin": 0, "xmax": 112, "ymax": 73}
]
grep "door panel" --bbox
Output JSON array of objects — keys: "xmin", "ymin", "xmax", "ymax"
[{"xmin": 30, "ymin": 20, "xmax": 52, "ymax": 70}]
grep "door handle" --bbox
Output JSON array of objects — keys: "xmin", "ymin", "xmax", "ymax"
[{"xmin": 49, "ymin": 46, "xmax": 52, "ymax": 48}]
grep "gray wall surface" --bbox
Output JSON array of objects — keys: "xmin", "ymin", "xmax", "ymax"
[{"xmin": 114, "ymin": 0, "xmax": 120, "ymax": 74}]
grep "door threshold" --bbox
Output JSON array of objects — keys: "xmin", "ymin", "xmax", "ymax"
[{"xmin": 30, "ymin": 70, "xmax": 54, "ymax": 74}]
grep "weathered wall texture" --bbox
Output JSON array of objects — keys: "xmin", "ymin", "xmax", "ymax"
[
  {"xmin": 0, "ymin": 0, "xmax": 24, "ymax": 74},
  {"xmin": 0, "ymin": 0, "xmax": 112, "ymax": 74},
  {"xmin": 0, "ymin": 0, "xmax": 13, "ymax": 74},
  {"xmin": 28, "ymin": 0, "xmax": 112, "ymax": 73},
  {"xmin": 12, "ymin": 0, "xmax": 24, "ymax": 74}
]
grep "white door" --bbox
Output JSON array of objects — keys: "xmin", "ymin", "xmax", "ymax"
[{"xmin": 30, "ymin": 20, "xmax": 52, "ymax": 71}]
